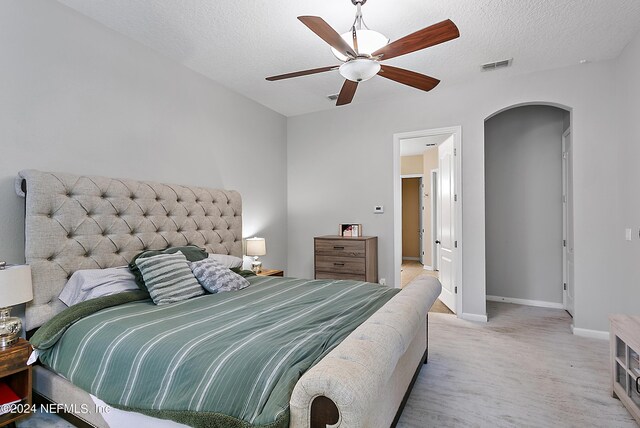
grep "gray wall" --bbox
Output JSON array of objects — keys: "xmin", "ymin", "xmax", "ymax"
[
  {"xmin": 0, "ymin": 1, "xmax": 287, "ymax": 270},
  {"xmin": 287, "ymin": 55, "xmax": 626, "ymax": 327},
  {"xmin": 614, "ymin": 28, "xmax": 640, "ymax": 328},
  {"xmin": 485, "ymin": 106, "xmax": 565, "ymax": 303}
]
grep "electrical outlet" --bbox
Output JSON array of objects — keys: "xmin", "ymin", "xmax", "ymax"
[{"xmin": 379, "ymin": 278, "xmax": 386, "ymax": 285}]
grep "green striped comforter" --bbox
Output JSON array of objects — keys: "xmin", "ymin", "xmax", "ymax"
[{"xmin": 35, "ymin": 276, "xmax": 400, "ymax": 428}]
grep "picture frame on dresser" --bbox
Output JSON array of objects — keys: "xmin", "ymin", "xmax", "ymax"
[{"xmin": 339, "ymin": 224, "xmax": 362, "ymax": 237}]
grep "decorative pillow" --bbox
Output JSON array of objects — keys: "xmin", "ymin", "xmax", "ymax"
[
  {"xmin": 135, "ymin": 252, "xmax": 204, "ymax": 305},
  {"xmin": 129, "ymin": 246, "xmax": 208, "ymax": 290},
  {"xmin": 59, "ymin": 266, "xmax": 140, "ymax": 306},
  {"xmin": 207, "ymin": 254, "xmax": 243, "ymax": 269},
  {"xmin": 190, "ymin": 259, "xmax": 250, "ymax": 294}
]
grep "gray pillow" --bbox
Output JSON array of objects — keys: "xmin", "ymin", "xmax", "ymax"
[
  {"xmin": 190, "ymin": 258, "xmax": 250, "ymax": 294},
  {"xmin": 135, "ymin": 251, "xmax": 204, "ymax": 305},
  {"xmin": 207, "ymin": 254, "xmax": 243, "ymax": 269}
]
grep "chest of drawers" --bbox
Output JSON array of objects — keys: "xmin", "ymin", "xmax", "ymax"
[{"xmin": 314, "ymin": 236, "xmax": 378, "ymax": 283}]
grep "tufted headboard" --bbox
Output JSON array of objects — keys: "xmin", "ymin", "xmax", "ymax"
[{"xmin": 16, "ymin": 170, "xmax": 242, "ymax": 330}]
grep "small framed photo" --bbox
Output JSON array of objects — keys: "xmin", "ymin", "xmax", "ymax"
[{"xmin": 339, "ymin": 223, "xmax": 362, "ymax": 237}]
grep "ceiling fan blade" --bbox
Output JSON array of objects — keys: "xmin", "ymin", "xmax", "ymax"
[
  {"xmin": 336, "ymin": 80, "xmax": 358, "ymax": 106},
  {"xmin": 266, "ymin": 65, "xmax": 339, "ymax": 81},
  {"xmin": 298, "ymin": 16, "xmax": 357, "ymax": 59},
  {"xmin": 372, "ymin": 19, "xmax": 459, "ymax": 61},
  {"xmin": 378, "ymin": 65, "xmax": 440, "ymax": 92}
]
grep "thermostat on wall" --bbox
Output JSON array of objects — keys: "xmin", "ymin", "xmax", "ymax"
[{"xmin": 374, "ymin": 206, "xmax": 384, "ymax": 214}]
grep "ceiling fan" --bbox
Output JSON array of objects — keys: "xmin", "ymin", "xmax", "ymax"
[{"xmin": 266, "ymin": 0, "xmax": 460, "ymax": 106}]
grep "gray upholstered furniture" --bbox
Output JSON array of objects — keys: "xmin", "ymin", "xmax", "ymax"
[{"xmin": 17, "ymin": 170, "xmax": 441, "ymax": 428}]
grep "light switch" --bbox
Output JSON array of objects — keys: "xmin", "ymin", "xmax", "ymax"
[
  {"xmin": 625, "ymin": 228, "xmax": 632, "ymax": 241},
  {"xmin": 374, "ymin": 206, "xmax": 384, "ymax": 214}
]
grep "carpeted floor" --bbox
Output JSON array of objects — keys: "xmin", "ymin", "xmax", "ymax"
[
  {"xmin": 401, "ymin": 260, "xmax": 453, "ymax": 314},
  {"xmin": 396, "ymin": 301, "xmax": 636, "ymax": 427}
]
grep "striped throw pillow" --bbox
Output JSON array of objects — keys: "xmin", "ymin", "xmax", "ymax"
[
  {"xmin": 189, "ymin": 258, "xmax": 250, "ymax": 294},
  {"xmin": 135, "ymin": 251, "xmax": 204, "ymax": 305}
]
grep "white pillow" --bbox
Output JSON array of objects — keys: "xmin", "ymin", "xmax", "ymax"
[
  {"xmin": 207, "ymin": 254, "xmax": 243, "ymax": 269},
  {"xmin": 59, "ymin": 267, "xmax": 139, "ymax": 306},
  {"xmin": 242, "ymin": 255, "xmax": 253, "ymax": 271}
]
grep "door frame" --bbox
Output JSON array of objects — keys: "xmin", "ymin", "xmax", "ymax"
[
  {"xmin": 430, "ymin": 169, "xmax": 439, "ymax": 271},
  {"xmin": 561, "ymin": 127, "xmax": 574, "ymax": 314},
  {"xmin": 400, "ymin": 174, "xmax": 424, "ymax": 263},
  {"xmin": 393, "ymin": 126, "xmax": 463, "ymax": 316}
]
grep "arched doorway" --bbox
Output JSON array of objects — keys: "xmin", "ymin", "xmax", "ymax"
[{"xmin": 484, "ymin": 104, "xmax": 574, "ymax": 320}]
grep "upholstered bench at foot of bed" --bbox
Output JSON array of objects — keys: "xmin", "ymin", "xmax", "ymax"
[{"xmin": 289, "ymin": 275, "xmax": 442, "ymax": 428}]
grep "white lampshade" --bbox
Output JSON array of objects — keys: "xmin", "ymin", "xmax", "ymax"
[
  {"xmin": 331, "ymin": 29, "xmax": 389, "ymax": 62},
  {"xmin": 0, "ymin": 265, "xmax": 33, "ymax": 307},
  {"xmin": 246, "ymin": 238, "xmax": 266, "ymax": 257},
  {"xmin": 339, "ymin": 59, "xmax": 381, "ymax": 82}
]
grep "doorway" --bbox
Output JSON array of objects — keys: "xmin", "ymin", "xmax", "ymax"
[
  {"xmin": 484, "ymin": 105, "xmax": 572, "ymax": 317},
  {"xmin": 393, "ymin": 126, "xmax": 462, "ymax": 315},
  {"xmin": 401, "ymin": 176, "xmax": 423, "ymax": 264}
]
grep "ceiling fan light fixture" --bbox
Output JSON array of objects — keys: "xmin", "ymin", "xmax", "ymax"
[
  {"xmin": 339, "ymin": 59, "xmax": 381, "ymax": 82},
  {"xmin": 331, "ymin": 29, "xmax": 389, "ymax": 61}
]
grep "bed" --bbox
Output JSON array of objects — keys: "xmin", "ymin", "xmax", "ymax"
[{"xmin": 16, "ymin": 169, "xmax": 441, "ymax": 428}]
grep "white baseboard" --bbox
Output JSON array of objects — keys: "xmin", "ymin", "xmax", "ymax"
[
  {"xmin": 487, "ymin": 295, "xmax": 564, "ymax": 309},
  {"xmin": 460, "ymin": 312, "xmax": 488, "ymax": 323},
  {"xmin": 402, "ymin": 257, "xmax": 420, "ymax": 261},
  {"xmin": 571, "ymin": 325, "xmax": 609, "ymax": 340},
  {"xmin": 422, "ymin": 265, "xmax": 434, "ymax": 271}
]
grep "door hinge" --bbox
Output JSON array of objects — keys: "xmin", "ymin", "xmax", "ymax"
[
  {"xmin": 454, "ymin": 194, "xmax": 458, "ymax": 202},
  {"xmin": 454, "ymin": 148, "xmax": 457, "ymax": 156},
  {"xmin": 455, "ymin": 286, "xmax": 458, "ymax": 294},
  {"xmin": 563, "ymin": 239, "xmax": 567, "ymax": 247},
  {"xmin": 562, "ymin": 152, "xmax": 567, "ymax": 159},
  {"xmin": 563, "ymin": 283, "xmax": 567, "ymax": 291},
  {"xmin": 563, "ymin": 195, "xmax": 567, "ymax": 203},
  {"xmin": 454, "ymin": 240, "xmax": 458, "ymax": 248}
]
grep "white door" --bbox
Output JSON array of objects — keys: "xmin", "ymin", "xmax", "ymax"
[
  {"xmin": 431, "ymin": 170, "xmax": 439, "ymax": 271},
  {"xmin": 419, "ymin": 178, "xmax": 424, "ymax": 265},
  {"xmin": 437, "ymin": 137, "xmax": 456, "ymax": 312},
  {"xmin": 562, "ymin": 129, "xmax": 575, "ymax": 316}
]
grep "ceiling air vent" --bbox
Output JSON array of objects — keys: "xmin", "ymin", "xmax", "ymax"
[
  {"xmin": 327, "ymin": 94, "xmax": 339, "ymax": 101},
  {"xmin": 481, "ymin": 58, "xmax": 513, "ymax": 72}
]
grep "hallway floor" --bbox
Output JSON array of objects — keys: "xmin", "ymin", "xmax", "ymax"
[{"xmin": 401, "ymin": 260, "xmax": 453, "ymax": 314}]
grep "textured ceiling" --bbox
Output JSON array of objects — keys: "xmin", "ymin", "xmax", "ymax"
[{"xmin": 57, "ymin": 0, "xmax": 640, "ymax": 117}]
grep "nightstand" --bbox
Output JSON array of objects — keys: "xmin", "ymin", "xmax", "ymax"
[
  {"xmin": 0, "ymin": 339, "xmax": 32, "ymax": 427},
  {"xmin": 257, "ymin": 269, "xmax": 284, "ymax": 277}
]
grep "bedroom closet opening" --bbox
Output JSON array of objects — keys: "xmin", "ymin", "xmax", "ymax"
[{"xmin": 484, "ymin": 104, "xmax": 573, "ymax": 319}]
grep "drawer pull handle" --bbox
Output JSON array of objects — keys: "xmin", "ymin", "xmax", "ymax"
[
  {"xmin": 636, "ymin": 376, "xmax": 640, "ymax": 394},
  {"xmin": 334, "ymin": 263, "xmax": 345, "ymax": 266},
  {"xmin": 333, "ymin": 246, "xmax": 345, "ymax": 250}
]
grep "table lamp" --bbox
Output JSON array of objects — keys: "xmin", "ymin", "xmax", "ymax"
[
  {"xmin": 0, "ymin": 262, "xmax": 33, "ymax": 348},
  {"xmin": 246, "ymin": 238, "xmax": 266, "ymax": 273}
]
